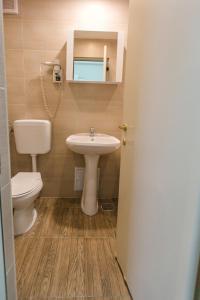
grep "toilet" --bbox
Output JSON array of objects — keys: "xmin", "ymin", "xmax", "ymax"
[{"xmin": 12, "ymin": 119, "xmax": 51, "ymax": 236}]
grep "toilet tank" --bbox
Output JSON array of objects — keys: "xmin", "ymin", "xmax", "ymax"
[{"xmin": 13, "ymin": 120, "xmax": 51, "ymax": 154}]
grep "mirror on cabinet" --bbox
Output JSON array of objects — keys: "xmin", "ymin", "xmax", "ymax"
[{"xmin": 66, "ymin": 30, "xmax": 124, "ymax": 84}]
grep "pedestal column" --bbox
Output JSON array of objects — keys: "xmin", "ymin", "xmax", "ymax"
[{"xmin": 81, "ymin": 154, "xmax": 99, "ymax": 216}]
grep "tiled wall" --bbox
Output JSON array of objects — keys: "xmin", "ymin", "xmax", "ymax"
[
  {"xmin": 0, "ymin": 0, "xmax": 17, "ymax": 299},
  {"xmin": 3, "ymin": 0, "xmax": 129, "ymax": 198}
]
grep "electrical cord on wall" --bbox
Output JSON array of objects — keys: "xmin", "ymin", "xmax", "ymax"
[{"xmin": 39, "ymin": 64, "xmax": 63, "ymax": 122}]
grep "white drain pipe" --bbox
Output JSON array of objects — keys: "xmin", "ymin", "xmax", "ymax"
[{"xmin": 30, "ymin": 154, "xmax": 37, "ymax": 172}]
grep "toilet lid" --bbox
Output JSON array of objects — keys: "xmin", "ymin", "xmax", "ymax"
[{"xmin": 11, "ymin": 172, "xmax": 42, "ymax": 197}]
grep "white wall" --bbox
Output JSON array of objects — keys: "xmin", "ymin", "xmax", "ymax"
[{"xmin": 117, "ymin": 0, "xmax": 200, "ymax": 299}]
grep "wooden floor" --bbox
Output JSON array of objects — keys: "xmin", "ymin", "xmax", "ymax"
[{"xmin": 15, "ymin": 198, "xmax": 131, "ymax": 300}]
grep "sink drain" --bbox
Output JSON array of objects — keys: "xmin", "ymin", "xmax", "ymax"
[{"xmin": 101, "ymin": 202, "xmax": 115, "ymax": 211}]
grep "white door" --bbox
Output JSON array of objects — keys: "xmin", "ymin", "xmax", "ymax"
[{"xmin": 117, "ymin": 0, "xmax": 200, "ymax": 299}]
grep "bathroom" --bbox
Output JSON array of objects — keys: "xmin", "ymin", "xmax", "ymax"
[
  {"xmin": 1, "ymin": 0, "xmax": 130, "ymax": 299},
  {"xmin": 1, "ymin": 0, "xmax": 200, "ymax": 300}
]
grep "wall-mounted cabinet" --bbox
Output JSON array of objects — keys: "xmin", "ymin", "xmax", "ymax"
[{"xmin": 66, "ymin": 30, "xmax": 124, "ymax": 84}]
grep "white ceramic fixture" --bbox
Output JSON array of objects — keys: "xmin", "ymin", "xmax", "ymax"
[
  {"xmin": 12, "ymin": 119, "xmax": 51, "ymax": 235},
  {"xmin": 66, "ymin": 133, "xmax": 120, "ymax": 216}
]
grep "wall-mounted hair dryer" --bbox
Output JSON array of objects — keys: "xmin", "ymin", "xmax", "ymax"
[
  {"xmin": 39, "ymin": 59, "xmax": 63, "ymax": 121},
  {"xmin": 42, "ymin": 59, "xmax": 62, "ymax": 83}
]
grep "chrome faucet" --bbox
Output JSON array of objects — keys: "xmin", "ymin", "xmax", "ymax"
[{"xmin": 89, "ymin": 127, "xmax": 95, "ymax": 137}]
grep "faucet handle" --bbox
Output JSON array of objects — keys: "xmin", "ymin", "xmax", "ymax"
[
  {"xmin": 90, "ymin": 127, "xmax": 95, "ymax": 133},
  {"xmin": 90, "ymin": 127, "xmax": 95, "ymax": 136}
]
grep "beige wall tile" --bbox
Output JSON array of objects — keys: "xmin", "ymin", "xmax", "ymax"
[
  {"xmin": 25, "ymin": 77, "xmax": 62, "ymax": 107},
  {"xmin": 7, "ymin": 77, "xmax": 25, "ymax": 104},
  {"xmin": 10, "ymin": 147, "xmax": 32, "ymax": 175},
  {"xmin": 99, "ymin": 156, "xmax": 120, "ymax": 177},
  {"xmin": 5, "ymin": 49, "xmax": 24, "ymax": 77},
  {"xmin": 8, "ymin": 104, "xmax": 27, "ymax": 122},
  {"xmin": 99, "ymin": 178, "xmax": 120, "ymax": 199},
  {"xmin": 20, "ymin": 0, "xmax": 129, "ymax": 25},
  {"xmin": 22, "ymin": 20, "xmax": 69, "ymax": 51},
  {"xmin": 41, "ymin": 178, "xmax": 82, "ymax": 198},
  {"xmin": 45, "ymin": 48, "xmax": 66, "ymax": 72},
  {"xmin": 53, "ymin": 107, "xmax": 79, "ymax": 132},
  {"xmin": 3, "ymin": 17, "xmax": 23, "ymax": 50},
  {"xmin": 51, "ymin": 130, "xmax": 79, "ymax": 155},
  {"xmin": 24, "ymin": 50, "xmax": 45, "ymax": 77},
  {"xmin": 43, "ymin": 22, "xmax": 70, "ymax": 51},
  {"xmin": 25, "ymin": 104, "xmax": 49, "ymax": 119},
  {"xmin": 20, "ymin": 0, "xmax": 76, "ymax": 21},
  {"xmin": 4, "ymin": 0, "xmax": 129, "ymax": 198},
  {"xmin": 25, "ymin": 77, "xmax": 42, "ymax": 106},
  {"xmin": 75, "ymin": 110, "xmax": 122, "ymax": 133},
  {"xmin": 22, "ymin": 20, "xmax": 47, "ymax": 50},
  {"xmin": 38, "ymin": 153, "xmax": 84, "ymax": 181}
]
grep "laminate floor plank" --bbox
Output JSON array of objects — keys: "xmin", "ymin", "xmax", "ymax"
[
  {"xmin": 97, "ymin": 213, "xmax": 111, "ymax": 237},
  {"xmin": 84, "ymin": 215, "xmax": 96, "ymax": 237},
  {"xmin": 90, "ymin": 239, "xmax": 104, "ymax": 297},
  {"xmin": 15, "ymin": 197, "xmax": 131, "ymax": 300},
  {"xmin": 18, "ymin": 298, "xmax": 130, "ymax": 300},
  {"xmin": 71, "ymin": 208, "xmax": 85, "ymax": 237},
  {"xmin": 40, "ymin": 207, "xmax": 63, "ymax": 236},
  {"xmin": 66, "ymin": 238, "xmax": 79, "ymax": 297},
  {"xmin": 15, "ymin": 236, "xmax": 27, "ymax": 272},
  {"xmin": 61, "ymin": 208, "xmax": 73, "ymax": 236},
  {"xmin": 17, "ymin": 238, "xmax": 44, "ymax": 299},
  {"xmin": 104, "ymin": 212, "xmax": 117, "ymax": 235},
  {"xmin": 30, "ymin": 238, "xmax": 59, "ymax": 298},
  {"xmin": 75, "ymin": 239, "xmax": 85, "ymax": 297},
  {"xmin": 103, "ymin": 239, "xmax": 121, "ymax": 297},
  {"xmin": 96, "ymin": 239, "xmax": 112, "ymax": 298},
  {"xmin": 84, "ymin": 238, "xmax": 95, "ymax": 297},
  {"xmin": 104, "ymin": 239, "xmax": 130, "ymax": 298},
  {"xmin": 60, "ymin": 197, "xmax": 81, "ymax": 208},
  {"xmin": 24, "ymin": 201, "xmax": 116, "ymax": 238},
  {"xmin": 95, "ymin": 213, "xmax": 106, "ymax": 237},
  {"xmin": 49, "ymin": 238, "xmax": 71, "ymax": 298},
  {"xmin": 25, "ymin": 207, "xmax": 46, "ymax": 237},
  {"xmin": 109, "ymin": 238, "xmax": 117, "ymax": 258}
]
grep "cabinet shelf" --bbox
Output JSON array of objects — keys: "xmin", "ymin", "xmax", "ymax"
[{"xmin": 67, "ymin": 80, "xmax": 119, "ymax": 85}]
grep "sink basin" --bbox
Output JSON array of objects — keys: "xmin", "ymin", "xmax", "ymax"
[
  {"xmin": 66, "ymin": 133, "xmax": 120, "ymax": 216},
  {"xmin": 66, "ymin": 133, "xmax": 120, "ymax": 155}
]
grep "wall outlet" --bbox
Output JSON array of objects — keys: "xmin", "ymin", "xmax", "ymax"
[{"xmin": 74, "ymin": 167, "xmax": 100, "ymax": 191}]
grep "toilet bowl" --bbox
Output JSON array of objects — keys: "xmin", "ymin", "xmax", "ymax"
[{"xmin": 11, "ymin": 172, "xmax": 43, "ymax": 236}]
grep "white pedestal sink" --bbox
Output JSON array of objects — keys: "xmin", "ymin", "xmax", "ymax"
[{"xmin": 66, "ymin": 133, "xmax": 121, "ymax": 216}]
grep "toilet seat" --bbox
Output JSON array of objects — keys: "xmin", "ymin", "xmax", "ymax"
[{"xmin": 11, "ymin": 172, "xmax": 42, "ymax": 198}]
